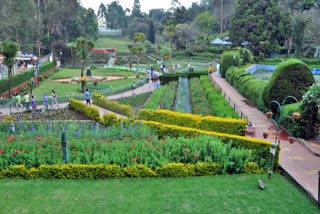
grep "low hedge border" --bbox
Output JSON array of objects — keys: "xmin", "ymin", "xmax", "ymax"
[
  {"xmin": 159, "ymin": 70, "xmax": 208, "ymax": 85},
  {"xmin": 93, "ymin": 93, "xmax": 135, "ymax": 118},
  {"xmin": 138, "ymin": 109, "xmax": 247, "ymax": 136},
  {"xmin": 104, "ymin": 114, "xmax": 280, "ymax": 169},
  {"xmin": 69, "ymin": 99, "xmax": 100, "ymax": 122},
  {"xmin": 0, "ymin": 162, "xmax": 265, "ymax": 179}
]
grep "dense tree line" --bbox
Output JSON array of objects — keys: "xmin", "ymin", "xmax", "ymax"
[{"xmin": 0, "ymin": 0, "xmax": 98, "ymax": 54}]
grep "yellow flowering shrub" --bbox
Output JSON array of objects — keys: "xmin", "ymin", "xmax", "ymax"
[
  {"xmin": 138, "ymin": 109, "xmax": 247, "ymax": 136},
  {"xmin": 69, "ymin": 99, "xmax": 100, "ymax": 122}
]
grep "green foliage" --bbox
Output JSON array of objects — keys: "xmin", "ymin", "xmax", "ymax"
[
  {"xmin": 116, "ymin": 93, "xmax": 151, "ymax": 108},
  {"xmin": 144, "ymin": 85, "xmax": 168, "ymax": 109},
  {"xmin": 200, "ymin": 76, "xmax": 239, "ymax": 118},
  {"xmin": 102, "ymin": 113, "xmax": 117, "ymax": 126},
  {"xmin": 69, "ymin": 98, "xmax": 101, "ymax": 122},
  {"xmin": 196, "ymin": 12, "xmax": 219, "ymax": 35},
  {"xmin": 159, "ymin": 70, "xmax": 207, "ymax": 85},
  {"xmin": 189, "ymin": 77, "xmax": 212, "ymax": 116},
  {"xmin": 244, "ymin": 162, "xmax": 266, "ymax": 174},
  {"xmin": 240, "ymin": 48, "xmax": 253, "ymax": 64},
  {"xmin": 155, "ymin": 163, "xmax": 195, "ymax": 177},
  {"xmin": 225, "ymin": 66, "xmax": 268, "ymax": 111},
  {"xmin": 221, "ymin": 52, "xmax": 240, "ymax": 78},
  {"xmin": 160, "ymin": 81, "xmax": 178, "ymax": 110},
  {"xmin": 138, "ymin": 109, "xmax": 246, "ymax": 136},
  {"xmin": 0, "ymin": 62, "xmax": 55, "ymax": 94},
  {"xmin": 230, "ymin": 0, "xmax": 290, "ymax": 55},
  {"xmin": 262, "ymin": 59, "xmax": 315, "ymax": 108},
  {"xmin": 93, "ymin": 93, "xmax": 135, "ymax": 118}
]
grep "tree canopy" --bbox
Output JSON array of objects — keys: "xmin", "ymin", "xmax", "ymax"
[{"xmin": 230, "ymin": 0, "xmax": 290, "ymax": 55}]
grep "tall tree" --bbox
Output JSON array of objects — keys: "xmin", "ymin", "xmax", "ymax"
[
  {"xmin": 75, "ymin": 37, "xmax": 94, "ymax": 93},
  {"xmin": 197, "ymin": 11, "xmax": 219, "ymax": 35},
  {"xmin": 131, "ymin": 0, "xmax": 142, "ymax": 18},
  {"xmin": 148, "ymin": 21, "xmax": 155, "ymax": 44},
  {"xmin": 165, "ymin": 20, "xmax": 177, "ymax": 71},
  {"xmin": 130, "ymin": 33, "xmax": 145, "ymax": 78},
  {"xmin": 106, "ymin": 1, "xmax": 128, "ymax": 29},
  {"xmin": 230, "ymin": 0, "xmax": 290, "ymax": 55},
  {"xmin": 292, "ymin": 14, "xmax": 309, "ymax": 58},
  {"xmin": 0, "ymin": 41, "xmax": 19, "ymax": 99}
]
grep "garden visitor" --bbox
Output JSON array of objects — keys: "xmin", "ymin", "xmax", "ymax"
[
  {"xmin": 85, "ymin": 89, "xmax": 91, "ymax": 106},
  {"xmin": 44, "ymin": 94, "xmax": 49, "ymax": 110},
  {"xmin": 172, "ymin": 64, "xmax": 175, "ymax": 72},
  {"xmin": 209, "ymin": 64, "xmax": 213, "ymax": 74},
  {"xmin": 133, "ymin": 82, "xmax": 136, "ymax": 90},
  {"xmin": 187, "ymin": 63, "xmax": 191, "ymax": 71},
  {"xmin": 51, "ymin": 90, "xmax": 59, "ymax": 108},
  {"xmin": 151, "ymin": 71, "xmax": 154, "ymax": 84},
  {"xmin": 130, "ymin": 64, "xmax": 132, "ymax": 70},
  {"xmin": 15, "ymin": 93, "xmax": 23, "ymax": 110},
  {"xmin": 31, "ymin": 96, "xmax": 37, "ymax": 112},
  {"xmin": 141, "ymin": 78, "xmax": 144, "ymax": 85},
  {"xmin": 190, "ymin": 66, "xmax": 194, "ymax": 72},
  {"xmin": 217, "ymin": 63, "xmax": 221, "ymax": 77},
  {"xmin": 23, "ymin": 93, "xmax": 30, "ymax": 110}
]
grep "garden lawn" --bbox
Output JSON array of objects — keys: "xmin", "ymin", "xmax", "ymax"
[
  {"xmin": 32, "ymin": 77, "xmax": 141, "ymax": 104},
  {"xmin": 0, "ymin": 174, "xmax": 318, "ymax": 214},
  {"xmin": 50, "ymin": 68, "xmax": 140, "ymax": 79},
  {"xmin": 95, "ymin": 36, "xmax": 130, "ymax": 53}
]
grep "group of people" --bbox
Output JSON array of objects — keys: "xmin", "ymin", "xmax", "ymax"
[{"xmin": 15, "ymin": 90, "xmax": 59, "ymax": 112}]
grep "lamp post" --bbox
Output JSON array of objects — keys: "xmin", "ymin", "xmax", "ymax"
[{"xmin": 266, "ymin": 96, "xmax": 298, "ymax": 180}]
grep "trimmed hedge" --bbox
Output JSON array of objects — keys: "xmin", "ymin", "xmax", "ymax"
[
  {"xmin": 221, "ymin": 52, "xmax": 240, "ymax": 78},
  {"xmin": 138, "ymin": 109, "xmax": 247, "ymax": 136},
  {"xmin": 104, "ymin": 113, "xmax": 279, "ymax": 168},
  {"xmin": 262, "ymin": 59, "xmax": 315, "ymax": 109},
  {"xmin": 0, "ymin": 62, "xmax": 55, "ymax": 94},
  {"xmin": 225, "ymin": 66, "xmax": 268, "ymax": 111},
  {"xmin": 69, "ymin": 98, "xmax": 100, "ymax": 122},
  {"xmin": 159, "ymin": 70, "xmax": 208, "ymax": 85},
  {"xmin": 0, "ymin": 162, "xmax": 223, "ymax": 179},
  {"xmin": 93, "ymin": 93, "xmax": 135, "ymax": 118},
  {"xmin": 240, "ymin": 48, "xmax": 253, "ymax": 64}
]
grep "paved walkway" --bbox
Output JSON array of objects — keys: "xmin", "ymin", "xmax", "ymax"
[
  {"xmin": 0, "ymin": 82, "xmax": 156, "ymax": 118},
  {"xmin": 210, "ymin": 72, "xmax": 319, "ymax": 202}
]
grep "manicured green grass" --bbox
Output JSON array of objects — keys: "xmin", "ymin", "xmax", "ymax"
[
  {"xmin": 0, "ymin": 174, "xmax": 317, "ymax": 214},
  {"xmin": 95, "ymin": 36, "xmax": 130, "ymax": 53},
  {"xmin": 50, "ymin": 68, "xmax": 139, "ymax": 79}
]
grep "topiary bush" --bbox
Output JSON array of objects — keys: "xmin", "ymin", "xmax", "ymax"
[
  {"xmin": 262, "ymin": 59, "xmax": 315, "ymax": 109},
  {"xmin": 221, "ymin": 52, "xmax": 240, "ymax": 78},
  {"xmin": 240, "ymin": 48, "xmax": 253, "ymax": 64}
]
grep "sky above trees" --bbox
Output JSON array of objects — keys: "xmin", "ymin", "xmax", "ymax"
[{"xmin": 80, "ymin": 0, "xmax": 201, "ymax": 13}]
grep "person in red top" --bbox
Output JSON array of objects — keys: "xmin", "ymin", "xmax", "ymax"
[{"xmin": 129, "ymin": 64, "xmax": 132, "ymax": 70}]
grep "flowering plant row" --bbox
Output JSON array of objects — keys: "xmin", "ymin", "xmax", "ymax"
[
  {"xmin": 189, "ymin": 77, "xmax": 213, "ymax": 116},
  {"xmin": 160, "ymin": 81, "xmax": 178, "ymax": 110},
  {"xmin": 2, "ymin": 109, "xmax": 73, "ymax": 122},
  {"xmin": 0, "ymin": 122, "xmax": 268, "ymax": 174},
  {"xmin": 175, "ymin": 77, "xmax": 192, "ymax": 113},
  {"xmin": 200, "ymin": 75, "xmax": 239, "ymax": 118},
  {"xmin": 144, "ymin": 85, "xmax": 168, "ymax": 109}
]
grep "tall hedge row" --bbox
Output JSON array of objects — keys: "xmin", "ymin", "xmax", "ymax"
[
  {"xmin": 0, "ymin": 62, "xmax": 54, "ymax": 94},
  {"xmin": 159, "ymin": 70, "xmax": 207, "ymax": 85},
  {"xmin": 262, "ymin": 59, "xmax": 315, "ymax": 108},
  {"xmin": 221, "ymin": 52, "xmax": 240, "ymax": 78},
  {"xmin": 225, "ymin": 66, "xmax": 268, "ymax": 111}
]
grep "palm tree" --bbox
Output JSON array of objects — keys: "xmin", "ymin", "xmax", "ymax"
[
  {"xmin": 165, "ymin": 20, "xmax": 177, "ymax": 71},
  {"xmin": 0, "ymin": 41, "xmax": 19, "ymax": 99},
  {"xmin": 67, "ymin": 42, "xmax": 77, "ymax": 69},
  {"xmin": 74, "ymin": 37, "xmax": 94, "ymax": 93},
  {"xmin": 130, "ymin": 32, "xmax": 145, "ymax": 78}
]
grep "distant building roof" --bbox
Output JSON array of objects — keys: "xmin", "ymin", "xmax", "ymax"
[{"xmin": 211, "ymin": 38, "xmax": 232, "ymax": 45}]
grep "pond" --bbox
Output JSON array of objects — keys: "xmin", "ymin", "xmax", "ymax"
[{"xmin": 250, "ymin": 65, "xmax": 320, "ymax": 82}]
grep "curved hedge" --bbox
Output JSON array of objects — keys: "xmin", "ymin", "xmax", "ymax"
[
  {"xmin": 240, "ymin": 48, "xmax": 253, "ymax": 64},
  {"xmin": 262, "ymin": 59, "xmax": 315, "ymax": 108},
  {"xmin": 221, "ymin": 52, "xmax": 240, "ymax": 78},
  {"xmin": 225, "ymin": 66, "xmax": 268, "ymax": 111}
]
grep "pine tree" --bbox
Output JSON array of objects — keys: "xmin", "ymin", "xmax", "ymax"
[{"xmin": 148, "ymin": 21, "xmax": 155, "ymax": 44}]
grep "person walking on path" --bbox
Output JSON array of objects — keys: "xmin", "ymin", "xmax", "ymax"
[
  {"xmin": 217, "ymin": 63, "xmax": 221, "ymax": 77},
  {"xmin": 31, "ymin": 96, "xmax": 37, "ymax": 112},
  {"xmin": 85, "ymin": 89, "xmax": 91, "ymax": 106},
  {"xmin": 23, "ymin": 93, "xmax": 30, "ymax": 110},
  {"xmin": 130, "ymin": 64, "xmax": 132, "ymax": 70},
  {"xmin": 44, "ymin": 94, "xmax": 49, "ymax": 110},
  {"xmin": 209, "ymin": 63, "xmax": 213, "ymax": 74},
  {"xmin": 15, "ymin": 93, "xmax": 23, "ymax": 110},
  {"xmin": 51, "ymin": 90, "xmax": 58, "ymax": 108}
]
